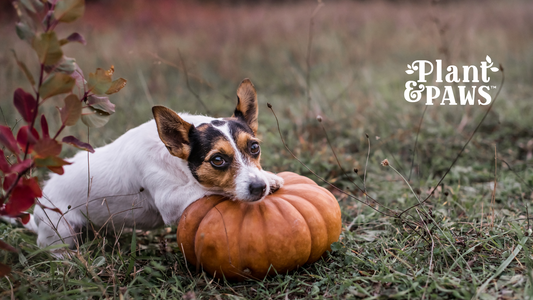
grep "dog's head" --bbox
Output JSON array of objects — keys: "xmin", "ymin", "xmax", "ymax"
[{"xmin": 152, "ymin": 79, "xmax": 270, "ymax": 202}]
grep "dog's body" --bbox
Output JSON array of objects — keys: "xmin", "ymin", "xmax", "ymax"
[{"xmin": 27, "ymin": 79, "xmax": 283, "ymax": 250}]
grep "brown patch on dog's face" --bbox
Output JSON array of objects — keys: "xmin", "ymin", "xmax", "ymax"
[
  {"xmin": 187, "ymin": 123, "xmax": 242, "ymax": 196},
  {"xmin": 234, "ymin": 131, "xmax": 262, "ymax": 170},
  {"xmin": 193, "ymin": 138, "xmax": 238, "ymax": 193}
]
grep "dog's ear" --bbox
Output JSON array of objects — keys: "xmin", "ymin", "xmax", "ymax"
[
  {"xmin": 233, "ymin": 78, "xmax": 258, "ymax": 134},
  {"xmin": 152, "ymin": 106, "xmax": 193, "ymax": 160}
]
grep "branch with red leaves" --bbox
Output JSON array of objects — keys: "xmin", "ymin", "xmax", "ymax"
[{"xmin": 0, "ymin": 0, "xmax": 127, "ymax": 275}]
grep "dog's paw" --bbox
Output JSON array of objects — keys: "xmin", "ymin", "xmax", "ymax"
[{"xmin": 266, "ymin": 173, "xmax": 284, "ymax": 194}]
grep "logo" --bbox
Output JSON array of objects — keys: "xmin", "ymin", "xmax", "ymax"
[{"xmin": 404, "ymin": 55, "xmax": 499, "ymax": 105}]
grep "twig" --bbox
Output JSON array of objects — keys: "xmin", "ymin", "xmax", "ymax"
[
  {"xmin": 24, "ymin": 64, "xmax": 45, "ymax": 160},
  {"xmin": 304, "ymin": 0, "xmax": 324, "ymax": 117},
  {"xmin": 363, "ymin": 134, "xmax": 370, "ymax": 194},
  {"xmin": 177, "ymin": 49, "xmax": 210, "ymax": 114},
  {"xmin": 501, "ymin": 160, "xmax": 533, "ymax": 193},
  {"xmin": 86, "ymin": 126, "xmax": 92, "ymax": 242},
  {"xmin": 491, "ymin": 144, "xmax": 497, "ymax": 228},
  {"xmin": 415, "ymin": 208, "xmax": 434, "ymax": 300},
  {"xmin": 137, "ymin": 69, "xmax": 154, "ymax": 107},
  {"xmin": 180, "ymin": 242, "xmax": 194, "ymax": 279},
  {"xmin": 0, "ymin": 107, "xmax": 8, "ymax": 126},
  {"xmin": 318, "ymin": 120, "xmax": 363, "ymax": 193},
  {"xmin": 527, "ymin": 205, "xmax": 530, "ymax": 236},
  {"xmin": 408, "ymin": 105, "xmax": 427, "ymax": 181},
  {"xmin": 5, "ymin": 276, "xmax": 14, "ymax": 300},
  {"xmin": 146, "ymin": 51, "xmax": 212, "ymax": 87}
]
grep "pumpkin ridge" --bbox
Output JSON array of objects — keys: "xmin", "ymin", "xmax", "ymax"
[
  {"xmin": 270, "ymin": 197, "xmax": 312, "ymax": 267},
  {"xmin": 290, "ymin": 185, "xmax": 340, "ymax": 251},
  {"xmin": 275, "ymin": 192, "xmax": 328, "ymax": 263},
  {"xmin": 237, "ymin": 202, "xmax": 255, "ymax": 278},
  {"xmin": 262, "ymin": 199, "xmax": 280, "ymax": 274}
]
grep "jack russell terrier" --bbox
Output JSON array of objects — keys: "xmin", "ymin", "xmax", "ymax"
[{"xmin": 23, "ymin": 78, "xmax": 284, "ymax": 250}]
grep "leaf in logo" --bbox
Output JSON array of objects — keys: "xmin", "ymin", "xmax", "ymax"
[
  {"xmin": 406, "ymin": 69, "xmax": 414, "ymax": 75},
  {"xmin": 490, "ymin": 67, "xmax": 499, "ymax": 72},
  {"xmin": 407, "ymin": 64, "xmax": 412, "ymax": 69},
  {"xmin": 486, "ymin": 55, "xmax": 492, "ymax": 64}
]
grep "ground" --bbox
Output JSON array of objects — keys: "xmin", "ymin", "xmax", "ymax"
[{"xmin": 0, "ymin": 0, "xmax": 533, "ymax": 299}]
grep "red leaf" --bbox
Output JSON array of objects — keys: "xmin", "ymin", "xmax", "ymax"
[
  {"xmin": 22, "ymin": 177, "xmax": 42, "ymax": 198},
  {"xmin": 62, "ymin": 136, "xmax": 94, "ymax": 153},
  {"xmin": 10, "ymin": 159, "xmax": 32, "ymax": 174},
  {"xmin": 17, "ymin": 125, "xmax": 39, "ymax": 154},
  {"xmin": 87, "ymin": 95, "xmax": 115, "ymax": 114},
  {"xmin": 19, "ymin": 212, "xmax": 31, "ymax": 225},
  {"xmin": 3, "ymin": 174, "xmax": 16, "ymax": 191},
  {"xmin": 0, "ymin": 239, "xmax": 17, "ymax": 252},
  {"xmin": 0, "ymin": 149, "xmax": 10, "ymax": 173},
  {"xmin": 0, "ymin": 263, "xmax": 11, "ymax": 277},
  {"xmin": 66, "ymin": 32, "xmax": 86, "ymax": 45},
  {"xmin": 13, "ymin": 88, "xmax": 36, "ymax": 123},
  {"xmin": 37, "ymin": 202, "xmax": 62, "ymax": 214},
  {"xmin": 41, "ymin": 115, "xmax": 50, "ymax": 139},
  {"xmin": 4, "ymin": 183, "xmax": 37, "ymax": 216},
  {"xmin": 35, "ymin": 155, "xmax": 71, "ymax": 168},
  {"xmin": 0, "ymin": 126, "xmax": 20, "ymax": 156},
  {"xmin": 59, "ymin": 94, "xmax": 81, "ymax": 126},
  {"xmin": 47, "ymin": 166, "xmax": 64, "ymax": 175},
  {"xmin": 33, "ymin": 138, "xmax": 62, "ymax": 158},
  {"xmin": 35, "ymin": 155, "xmax": 71, "ymax": 176}
]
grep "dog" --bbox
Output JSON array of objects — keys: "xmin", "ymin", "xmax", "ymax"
[{"xmin": 22, "ymin": 78, "xmax": 284, "ymax": 251}]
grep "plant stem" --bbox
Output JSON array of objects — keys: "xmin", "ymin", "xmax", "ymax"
[{"xmin": 24, "ymin": 64, "xmax": 44, "ymax": 160}]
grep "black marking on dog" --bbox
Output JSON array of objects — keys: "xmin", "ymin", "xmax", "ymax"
[
  {"xmin": 233, "ymin": 103, "xmax": 256, "ymax": 125},
  {"xmin": 227, "ymin": 118, "xmax": 255, "ymax": 138},
  {"xmin": 211, "ymin": 120, "xmax": 226, "ymax": 126},
  {"xmin": 187, "ymin": 123, "xmax": 229, "ymax": 181},
  {"xmin": 233, "ymin": 107, "xmax": 245, "ymax": 121}
]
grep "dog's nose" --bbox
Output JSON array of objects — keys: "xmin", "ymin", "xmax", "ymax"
[{"xmin": 248, "ymin": 181, "xmax": 266, "ymax": 199}]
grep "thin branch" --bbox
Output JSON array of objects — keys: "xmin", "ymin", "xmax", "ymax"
[
  {"xmin": 177, "ymin": 50, "xmax": 210, "ymax": 114},
  {"xmin": 416, "ymin": 208, "xmax": 435, "ymax": 300},
  {"xmin": 24, "ymin": 64, "xmax": 44, "ymax": 160},
  {"xmin": 408, "ymin": 105, "xmax": 427, "ymax": 181},
  {"xmin": 318, "ymin": 120, "xmax": 362, "ymax": 191},
  {"xmin": 501, "ymin": 159, "xmax": 533, "ymax": 193},
  {"xmin": 304, "ymin": 1, "xmax": 324, "ymax": 117},
  {"xmin": 363, "ymin": 134, "xmax": 370, "ymax": 194}
]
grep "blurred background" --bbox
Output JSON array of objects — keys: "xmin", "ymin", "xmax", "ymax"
[{"xmin": 1, "ymin": 0, "xmax": 532, "ymax": 206}]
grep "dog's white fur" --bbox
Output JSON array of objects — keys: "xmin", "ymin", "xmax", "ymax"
[{"xmin": 28, "ymin": 114, "xmax": 283, "ymax": 249}]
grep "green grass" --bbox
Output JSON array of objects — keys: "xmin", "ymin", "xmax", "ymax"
[{"xmin": 1, "ymin": 0, "xmax": 533, "ymax": 298}]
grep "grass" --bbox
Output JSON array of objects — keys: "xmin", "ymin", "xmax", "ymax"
[{"xmin": 1, "ymin": 0, "xmax": 533, "ymax": 298}]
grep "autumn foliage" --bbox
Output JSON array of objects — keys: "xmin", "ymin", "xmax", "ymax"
[{"xmin": 0, "ymin": 0, "xmax": 126, "ymax": 274}]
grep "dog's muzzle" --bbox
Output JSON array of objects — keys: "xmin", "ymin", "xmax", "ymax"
[{"xmin": 248, "ymin": 181, "xmax": 266, "ymax": 201}]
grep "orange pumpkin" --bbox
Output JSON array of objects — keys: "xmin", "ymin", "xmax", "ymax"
[{"xmin": 177, "ymin": 172, "xmax": 342, "ymax": 281}]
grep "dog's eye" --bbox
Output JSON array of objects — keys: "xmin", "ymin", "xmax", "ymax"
[
  {"xmin": 250, "ymin": 142, "xmax": 260, "ymax": 155},
  {"xmin": 210, "ymin": 155, "xmax": 226, "ymax": 167}
]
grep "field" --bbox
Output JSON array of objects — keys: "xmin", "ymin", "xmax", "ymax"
[{"xmin": 1, "ymin": 0, "xmax": 533, "ymax": 298}]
